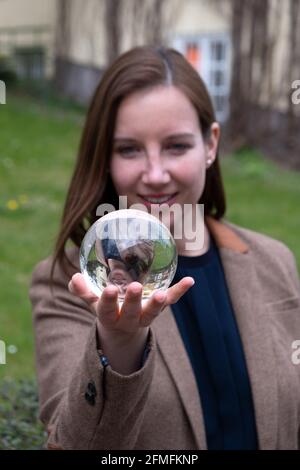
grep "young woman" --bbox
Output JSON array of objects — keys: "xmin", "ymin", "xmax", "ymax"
[{"xmin": 29, "ymin": 46, "xmax": 300, "ymax": 450}]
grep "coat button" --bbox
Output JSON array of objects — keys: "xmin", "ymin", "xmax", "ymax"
[{"xmin": 85, "ymin": 381, "xmax": 97, "ymax": 406}]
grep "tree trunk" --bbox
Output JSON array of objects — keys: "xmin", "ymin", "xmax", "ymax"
[
  {"xmin": 287, "ymin": 0, "xmax": 300, "ymax": 134},
  {"xmin": 228, "ymin": 0, "xmax": 272, "ymax": 146},
  {"xmin": 105, "ymin": 0, "xmax": 122, "ymax": 64},
  {"xmin": 228, "ymin": 0, "xmax": 247, "ymax": 144},
  {"xmin": 55, "ymin": 0, "xmax": 72, "ymax": 59}
]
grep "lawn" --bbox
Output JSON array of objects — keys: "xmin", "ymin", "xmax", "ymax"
[
  {"xmin": 221, "ymin": 148, "xmax": 300, "ymax": 262},
  {"xmin": 0, "ymin": 92, "xmax": 300, "ymax": 382},
  {"xmin": 0, "ymin": 92, "xmax": 83, "ymax": 381}
]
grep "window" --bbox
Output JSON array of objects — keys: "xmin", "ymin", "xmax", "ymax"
[
  {"xmin": 211, "ymin": 41, "xmax": 226, "ymax": 62},
  {"xmin": 172, "ymin": 34, "xmax": 231, "ymax": 122},
  {"xmin": 14, "ymin": 46, "xmax": 45, "ymax": 80}
]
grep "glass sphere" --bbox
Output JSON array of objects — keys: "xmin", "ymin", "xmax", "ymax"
[{"xmin": 80, "ymin": 209, "xmax": 178, "ymax": 302}]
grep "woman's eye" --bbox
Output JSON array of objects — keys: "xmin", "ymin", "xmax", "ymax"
[
  {"xmin": 116, "ymin": 146, "xmax": 140, "ymax": 156},
  {"xmin": 166, "ymin": 143, "xmax": 191, "ymax": 154}
]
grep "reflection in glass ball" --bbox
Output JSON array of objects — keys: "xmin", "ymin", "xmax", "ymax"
[{"xmin": 80, "ymin": 209, "xmax": 178, "ymax": 302}]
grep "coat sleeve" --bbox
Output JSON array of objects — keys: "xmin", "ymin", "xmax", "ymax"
[
  {"xmin": 285, "ymin": 246, "xmax": 300, "ymax": 295},
  {"xmin": 29, "ymin": 256, "xmax": 156, "ymax": 450}
]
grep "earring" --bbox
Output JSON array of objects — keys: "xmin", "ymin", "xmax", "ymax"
[{"xmin": 206, "ymin": 158, "xmax": 213, "ymax": 168}]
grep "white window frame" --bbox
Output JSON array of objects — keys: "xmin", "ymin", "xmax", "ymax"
[{"xmin": 171, "ymin": 33, "xmax": 232, "ymax": 123}]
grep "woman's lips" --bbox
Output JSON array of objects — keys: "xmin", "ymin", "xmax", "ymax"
[
  {"xmin": 138, "ymin": 192, "xmax": 178, "ymax": 207},
  {"xmin": 109, "ymin": 270, "xmax": 130, "ymax": 281}
]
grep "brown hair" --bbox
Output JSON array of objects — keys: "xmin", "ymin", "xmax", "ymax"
[{"xmin": 51, "ymin": 45, "xmax": 226, "ymax": 278}]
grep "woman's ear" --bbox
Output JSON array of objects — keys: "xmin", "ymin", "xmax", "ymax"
[{"xmin": 205, "ymin": 122, "xmax": 220, "ymax": 169}]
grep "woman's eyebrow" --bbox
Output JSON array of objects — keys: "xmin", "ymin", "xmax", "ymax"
[
  {"xmin": 113, "ymin": 137, "xmax": 138, "ymax": 143},
  {"xmin": 114, "ymin": 133, "xmax": 195, "ymax": 143},
  {"xmin": 164, "ymin": 133, "xmax": 195, "ymax": 140}
]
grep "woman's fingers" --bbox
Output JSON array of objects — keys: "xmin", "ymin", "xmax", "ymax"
[
  {"xmin": 140, "ymin": 277, "xmax": 194, "ymax": 326},
  {"xmin": 165, "ymin": 277, "xmax": 195, "ymax": 305},
  {"xmin": 96, "ymin": 285, "xmax": 120, "ymax": 328},
  {"xmin": 116, "ymin": 277, "xmax": 194, "ymax": 329},
  {"xmin": 98, "ymin": 282, "xmax": 144, "ymax": 333},
  {"xmin": 68, "ymin": 273, "xmax": 99, "ymax": 306},
  {"xmin": 139, "ymin": 289, "xmax": 167, "ymax": 327},
  {"xmin": 118, "ymin": 282, "xmax": 143, "ymax": 331},
  {"xmin": 69, "ymin": 273, "xmax": 195, "ymax": 331}
]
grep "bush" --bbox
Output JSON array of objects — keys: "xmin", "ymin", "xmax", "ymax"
[{"xmin": 0, "ymin": 378, "xmax": 47, "ymax": 450}]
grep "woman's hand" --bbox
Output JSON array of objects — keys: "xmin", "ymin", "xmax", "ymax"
[
  {"xmin": 68, "ymin": 273, "xmax": 194, "ymax": 335},
  {"xmin": 68, "ymin": 273, "xmax": 194, "ymax": 374}
]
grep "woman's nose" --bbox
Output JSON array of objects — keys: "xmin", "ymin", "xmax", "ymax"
[{"xmin": 141, "ymin": 155, "xmax": 171, "ymax": 185}]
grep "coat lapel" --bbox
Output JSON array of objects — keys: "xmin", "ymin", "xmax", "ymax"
[
  {"xmin": 153, "ymin": 216, "xmax": 278, "ymax": 450},
  {"xmin": 152, "ymin": 307, "xmax": 208, "ymax": 450},
  {"xmin": 218, "ymin": 246, "xmax": 278, "ymax": 449}
]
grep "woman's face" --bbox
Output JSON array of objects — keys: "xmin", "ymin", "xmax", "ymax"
[
  {"xmin": 107, "ymin": 259, "xmax": 133, "ymax": 296},
  {"xmin": 110, "ymin": 85, "xmax": 219, "ymax": 227}
]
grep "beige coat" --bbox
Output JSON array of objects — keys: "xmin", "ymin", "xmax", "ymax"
[{"xmin": 29, "ymin": 217, "xmax": 300, "ymax": 450}]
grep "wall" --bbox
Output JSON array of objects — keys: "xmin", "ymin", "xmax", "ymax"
[{"xmin": 0, "ymin": 0, "xmax": 56, "ymax": 77}]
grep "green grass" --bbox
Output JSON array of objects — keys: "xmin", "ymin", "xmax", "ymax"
[
  {"xmin": 221, "ymin": 148, "xmax": 300, "ymax": 263},
  {"xmin": 0, "ymin": 93, "xmax": 83, "ymax": 380},
  {"xmin": 0, "ymin": 93, "xmax": 300, "ymax": 381},
  {"xmin": 152, "ymin": 240, "xmax": 177, "ymax": 271}
]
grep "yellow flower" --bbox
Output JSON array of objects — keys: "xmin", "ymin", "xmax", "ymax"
[
  {"xmin": 6, "ymin": 199, "xmax": 19, "ymax": 210},
  {"xmin": 19, "ymin": 194, "xmax": 28, "ymax": 205}
]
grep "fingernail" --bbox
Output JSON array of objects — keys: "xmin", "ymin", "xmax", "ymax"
[
  {"xmin": 106, "ymin": 286, "xmax": 117, "ymax": 297},
  {"xmin": 131, "ymin": 285, "xmax": 142, "ymax": 295}
]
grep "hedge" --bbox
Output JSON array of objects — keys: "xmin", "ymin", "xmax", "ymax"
[{"xmin": 0, "ymin": 378, "xmax": 47, "ymax": 450}]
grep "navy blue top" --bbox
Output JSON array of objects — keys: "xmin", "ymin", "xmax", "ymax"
[{"xmin": 170, "ymin": 236, "xmax": 258, "ymax": 450}]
